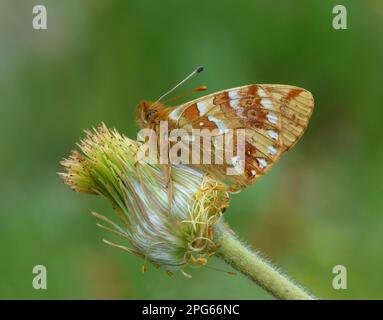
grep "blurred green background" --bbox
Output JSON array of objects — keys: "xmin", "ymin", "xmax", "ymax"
[{"xmin": 1, "ymin": 0, "xmax": 382, "ymax": 299}]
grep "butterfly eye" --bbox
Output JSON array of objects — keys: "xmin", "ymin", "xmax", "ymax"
[{"xmin": 145, "ymin": 110, "xmax": 155, "ymax": 122}]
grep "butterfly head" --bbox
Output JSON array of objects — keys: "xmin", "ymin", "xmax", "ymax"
[{"xmin": 136, "ymin": 100, "xmax": 164, "ymax": 128}]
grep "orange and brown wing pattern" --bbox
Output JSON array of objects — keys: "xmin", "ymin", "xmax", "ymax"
[
  {"xmin": 262, "ymin": 85, "xmax": 314, "ymax": 152},
  {"xmin": 166, "ymin": 84, "xmax": 313, "ymax": 187}
]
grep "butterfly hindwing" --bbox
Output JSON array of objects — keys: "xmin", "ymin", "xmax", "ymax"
[
  {"xmin": 262, "ymin": 84, "xmax": 314, "ymax": 152},
  {"xmin": 165, "ymin": 84, "xmax": 313, "ymax": 187}
]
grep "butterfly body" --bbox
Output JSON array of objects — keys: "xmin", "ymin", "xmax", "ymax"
[{"xmin": 136, "ymin": 84, "xmax": 314, "ymax": 188}]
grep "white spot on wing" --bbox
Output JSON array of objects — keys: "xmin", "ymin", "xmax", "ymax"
[
  {"xmin": 228, "ymin": 90, "xmax": 240, "ymax": 99},
  {"xmin": 268, "ymin": 130, "xmax": 278, "ymax": 140},
  {"xmin": 267, "ymin": 113, "xmax": 278, "ymax": 124},
  {"xmin": 257, "ymin": 158, "xmax": 267, "ymax": 169},
  {"xmin": 251, "ymin": 169, "xmax": 257, "ymax": 176},
  {"xmin": 261, "ymin": 98, "xmax": 273, "ymax": 109},
  {"xmin": 229, "ymin": 99, "xmax": 240, "ymax": 108},
  {"xmin": 169, "ymin": 107, "xmax": 184, "ymax": 122},
  {"xmin": 208, "ymin": 115, "xmax": 229, "ymax": 134},
  {"xmin": 268, "ymin": 145, "xmax": 277, "ymax": 155},
  {"xmin": 257, "ymin": 87, "xmax": 267, "ymax": 97},
  {"xmin": 197, "ymin": 101, "xmax": 208, "ymax": 116}
]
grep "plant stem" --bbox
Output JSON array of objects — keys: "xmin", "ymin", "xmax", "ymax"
[{"xmin": 214, "ymin": 221, "xmax": 316, "ymax": 300}]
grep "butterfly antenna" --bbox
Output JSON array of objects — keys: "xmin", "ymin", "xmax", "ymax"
[{"xmin": 151, "ymin": 66, "xmax": 204, "ymax": 107}]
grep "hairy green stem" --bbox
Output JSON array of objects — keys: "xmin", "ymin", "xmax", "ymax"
[{"xmin": 214, "ymin": 222, "xmax": 316, "ymax": 300}]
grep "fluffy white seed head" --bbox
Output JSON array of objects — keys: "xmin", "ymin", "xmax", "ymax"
[{"xmin": 60, "ymin": 123, "xmax": 230, "ymax": 273}]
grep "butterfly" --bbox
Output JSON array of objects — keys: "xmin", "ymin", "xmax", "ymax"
[{"xmin": 136, "ymin": 67, "xmax": 314, "ymax": 190}]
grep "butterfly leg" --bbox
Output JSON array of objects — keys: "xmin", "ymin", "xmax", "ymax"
[{"xmin": 229, "ymin": 184, "xmax": 242, "ymax": 194}]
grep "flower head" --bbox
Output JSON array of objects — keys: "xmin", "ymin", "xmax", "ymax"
[{"xmin": 60, "ymin": 123, "xmax": 229, "ymax": 273}]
